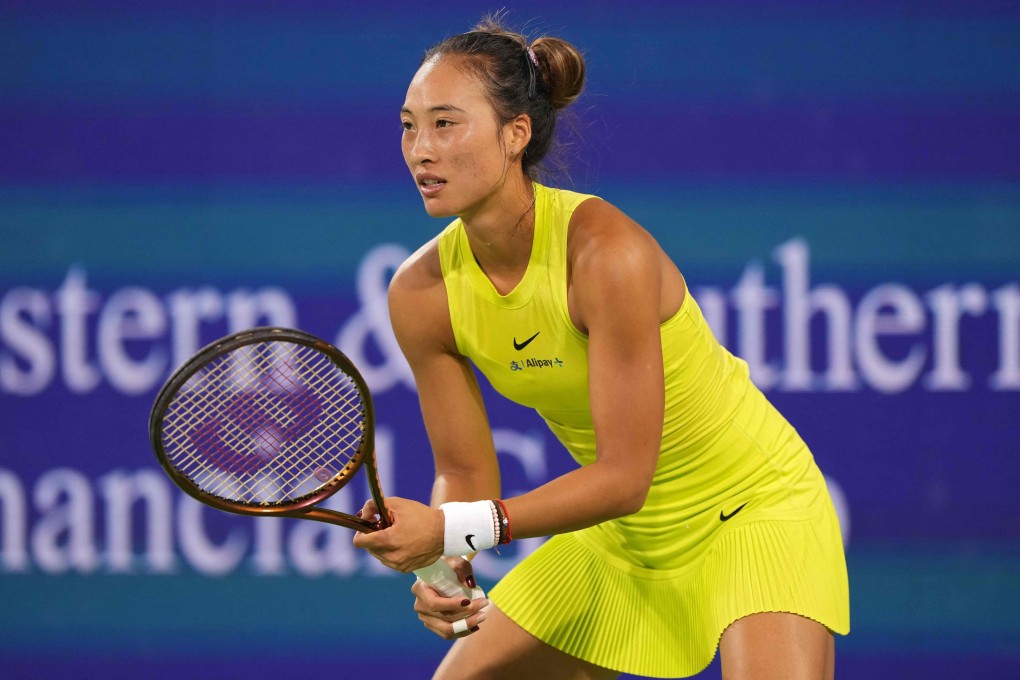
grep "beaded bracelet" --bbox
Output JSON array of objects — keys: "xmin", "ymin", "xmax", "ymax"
[
  {"xmin": 489, "ymin": 500, "xmax": 501, "ymax": 547},
  {"xmin": 493, "ymin": 499, "xmax": 512, "ymax": 545}
]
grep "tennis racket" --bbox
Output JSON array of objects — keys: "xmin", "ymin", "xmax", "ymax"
[{"xmin": 148, "ymin": 326, "xmax": 482, "ymax": 601}]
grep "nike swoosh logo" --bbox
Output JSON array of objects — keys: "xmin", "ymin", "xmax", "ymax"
[
  {"xmin": 513, "ymin": 331, "xmax": 540, "ymax": 351},
  {"xmin": 720, "ymin": 502, "xmax": 748, "ymax": 522},
  {"xmin": 465, "ymin": 534, "xmax": 476, "ymax": 551}
]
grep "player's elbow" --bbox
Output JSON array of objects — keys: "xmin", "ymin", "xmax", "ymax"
[
  {"xmin": 605, "ymin": 471, "xmax": 652, "ymax": 517},
  {"xmin": 616, "ymin": 483, "xmax": 651, "ymax": 516},
  {"xmin": 595, "ymin": 457, "xmax": 654, "ymax": 517}
]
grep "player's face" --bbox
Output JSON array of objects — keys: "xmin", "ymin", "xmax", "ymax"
[{"xmin": 400, "ymin": 55, "xmax": 514, "ymax": 219}]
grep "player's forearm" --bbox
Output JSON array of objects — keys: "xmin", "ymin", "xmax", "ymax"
[
  {"xmin": 502, "ymin": 460, "xmax": 652, "ymax": 540},
  {"xmin": 431, "ymin": 467, "xmax": 501, "ymax": 507}
]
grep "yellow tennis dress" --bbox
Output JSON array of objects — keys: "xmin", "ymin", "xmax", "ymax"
[{"xmin": 437, "ymin": 183, "xmax": 850, "ymax": 678}]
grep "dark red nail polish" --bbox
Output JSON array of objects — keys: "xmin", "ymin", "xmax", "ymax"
[
  {"xmin": 466, "ymin": 576, "xmax": 476, "ymax": 588},
  {"xmin": 470, "ymin": 626, "xmax": 480, "ymax": 632},
  {"xmin": 460, "ymin": 599, "xmax": 470, "ymax": 607}
]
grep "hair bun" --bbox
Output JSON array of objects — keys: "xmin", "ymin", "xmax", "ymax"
[{"xmin": 531, "ymin": 36, "xmax": 586, "ymax": 110}]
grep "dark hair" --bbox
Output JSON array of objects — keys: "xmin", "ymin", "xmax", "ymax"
[{"xmin": 420, "ymin": 15, "xmax": 586, "ymax": 179}]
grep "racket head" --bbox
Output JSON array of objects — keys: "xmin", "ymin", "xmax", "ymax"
[{"xmin": 149, "ymin": 327, "xmax": 376, "ymax": 524}]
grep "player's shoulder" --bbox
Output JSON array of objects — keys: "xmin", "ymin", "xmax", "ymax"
[
  {"xmin": 388, "ymin": 235, "xmax": 459, "ymax": 356},
  {"xmin": 389, "ymin": 234, "xmax": 444, "ymax": 298},
  {"xmin": 568, "ymin": 196, "xmax": 658, "ymax": 272}
]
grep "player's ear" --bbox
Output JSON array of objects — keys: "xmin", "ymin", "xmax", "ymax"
[{"xmin": 504, "ymin": 113, "xmax": 532, "ymax": 160}]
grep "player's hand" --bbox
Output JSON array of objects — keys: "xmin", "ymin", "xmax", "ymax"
[
  {"xmin": 352, "ymin": 496, "xmax": 444, "ymax": 573},
  {"xmin": 353, "ymin": 497, "xmax": 386, "ymax": 528},
  {"xmin": 412, "ymin": 558, "xmax": 489, "ymax": 639}
]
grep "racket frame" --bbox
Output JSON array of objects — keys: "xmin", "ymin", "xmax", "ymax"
[{"xmin": 148, "ymin": 326, "xmax": 386, "ymax": 533}]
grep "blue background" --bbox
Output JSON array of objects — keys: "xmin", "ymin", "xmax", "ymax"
[{"xmin": 1, "ymin": 1, "xmax": 1018, "ymax": 678}]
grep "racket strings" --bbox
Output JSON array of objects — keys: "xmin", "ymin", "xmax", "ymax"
[
  {"xmin": 244, "ymin": 348, "xmax": 364, "ymax": 498},
  {"xmin": 160, "ymin": 341, "xmax": 367, "ymax": 506},
  {"xmin": 170, "ymin": 347, "xmax": 360, "ymax": 502}
]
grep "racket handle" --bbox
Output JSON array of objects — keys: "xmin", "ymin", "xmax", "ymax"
[{"xmin": 413, "ymin": 560, "xmax": 486, "ymax": 600}]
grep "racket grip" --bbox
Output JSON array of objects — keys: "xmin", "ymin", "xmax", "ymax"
[{"xmin": 413, "ymin": 560, "xmax": 486, "ymax": 601}]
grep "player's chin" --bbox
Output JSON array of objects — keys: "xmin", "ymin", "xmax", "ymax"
[{"xmin": 420, "ymin": 197, "xmax": 457, "ymax": 219}]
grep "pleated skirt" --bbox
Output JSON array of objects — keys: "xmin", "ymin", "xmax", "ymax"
[{"xmin": 489, "ymin": 496, "xmax": 850, "ymax": 678}]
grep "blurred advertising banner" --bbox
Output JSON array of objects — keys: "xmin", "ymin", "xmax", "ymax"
[{"xmin": 2, "ymin": 1, "xmax": 1018, "ymax": 678}]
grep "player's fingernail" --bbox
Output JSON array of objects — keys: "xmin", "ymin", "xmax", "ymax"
[
  {"xmin": 470, "ymin": 626, "xmax": 480, "ymax": 632},
  {"xmin": 460, "ymin": 599, "xmax": 470, "ymax": 607},
  {"xmin": 466, "ymin": 576, "xmax": 476, "ymax": 588}
]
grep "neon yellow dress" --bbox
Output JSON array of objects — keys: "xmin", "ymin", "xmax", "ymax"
[{"xmin": 437, "ymin": 183, "xmax": 850, "ymax": 678}]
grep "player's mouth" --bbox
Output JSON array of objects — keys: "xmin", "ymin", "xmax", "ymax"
[{"xmin": 417, "ymin": 173, "xmax": 446, "ymax": 197}]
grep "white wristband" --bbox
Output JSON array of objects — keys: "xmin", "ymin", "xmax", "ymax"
[{"xmin": 440, "ymin": 501, "xmax": 497, "ymax": 556}]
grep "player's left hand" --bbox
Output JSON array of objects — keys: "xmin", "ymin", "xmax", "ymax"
[
  {"xmin": 352, "ymin": 496, "xmax": 445, "ymax": 573},
  {"xmin": 412, "ymin": 559, "xmax": 489, "ymax": 639}
]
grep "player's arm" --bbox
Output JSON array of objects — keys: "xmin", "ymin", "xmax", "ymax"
[
  {"xmin": 389, "ymin": 239, "xmax": 502, "ymax": 507},
  {"xmin": 499, "ymin": 198, "xmax": 668, "ymax": 538},
  {"xmin": 353, "ymin": 238, "xmax": 501, "ymax": 569}
]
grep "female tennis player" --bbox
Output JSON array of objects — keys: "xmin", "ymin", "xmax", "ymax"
[{"xmin": 353, "ymin": 15, "xmax": 850, "ymax": 679}]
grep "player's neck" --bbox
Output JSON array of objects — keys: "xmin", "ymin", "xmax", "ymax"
[{"xmin": 461, "ymin": 176, "xmax": 536, "ymax": 287}]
